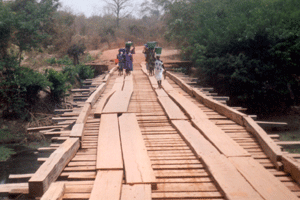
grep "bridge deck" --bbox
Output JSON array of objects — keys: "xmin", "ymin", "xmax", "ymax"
[{"xmin": 2, "ymin": 64, "xmax": 300, "ymax": 199}]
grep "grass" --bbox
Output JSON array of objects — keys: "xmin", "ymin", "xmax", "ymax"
[{"xmin": 0, "ymin": 145, "xmax": 16, "ymax": 161}]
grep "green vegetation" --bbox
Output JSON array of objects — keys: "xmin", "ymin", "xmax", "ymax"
[
  {"xmin": 165, "ymin": 0, "xmax": 300, "ymax": 113},
  {"xmin": 0, "ymin": 146, "xmax": 15, "ymax": 161}
]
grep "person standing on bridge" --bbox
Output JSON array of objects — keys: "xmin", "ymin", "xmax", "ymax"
[
  {"xmin": 154, "ymin": 56, "xmax": 164, "ymax": 89},
  {"xmin": 117, "ymin": 49, "xmax": 125, "ymax": 76},
  {"xmin": 124, "ymin": 48, "xmax": 133, "ymax": 76}
]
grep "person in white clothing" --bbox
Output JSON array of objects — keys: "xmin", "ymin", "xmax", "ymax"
[{"xmin": 154, "ymin": 56, "xmax": 164, "ymax": 89}]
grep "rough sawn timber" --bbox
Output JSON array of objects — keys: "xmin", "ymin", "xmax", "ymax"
[
  {"xmin": 40, "ymin": 182, "xmax": 65, "ymax": 200},
  {"xmin": 118, "ymin": 113, "xmax": 157, "ymax": 188},
  {"xmin": 229, "ymin": 156, "xmax": 298, "ymax": 200},
  {"xmin": 89, "ymin": 170, "xmax": 123, "ymax": 200},
  {"xmin": 28, "ymin": 138, "xmax": 80, "ymax": 197},
  {"xmin": 171, "ymin": 120, "xmax": 263, "ymax": 200},
  {"xmin": 102, "ymin": 90, "xmax": 133, "ymax": 114},
  {"xmin": 96, "ymin": 114, "xmax": 123, "ymax": 170}
]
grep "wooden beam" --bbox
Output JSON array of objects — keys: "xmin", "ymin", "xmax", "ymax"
[
  {"xmin": 40, "ymin": 182, "xmax": 65, "ymax": 200},
  {"xmin": 69, "ymin": 123, "xmax": 84, "ymax": 139},
  {"xmin": 89, "ymin": 170, "xmax": 123, "ymax": 200},
  {"xmin": 281, "ymin": 155, "xmax": 300, "ymax": 185},
  {"xmin": 229, "ymin": 156, "xmax": 298, "ymax": 200},
  {"xmin": 167, "ymin": 72, "xmax": 194, "ymax": 96},
  {"xmin": 29, "ymin": 138, "xmax": 80, "ymax": 197},
  {"xmin": 243, "ymin": 116, "xmax": 282, "ymax": 167},
  {"xmin": 119, "ymin": 113, "xmax": 157, "ymax": 188},
  {"xmin": 86, "ymin": 83, "xmax": 106, "ymax": 106},
  {"xmin": 75, "ymin": 103, "xmax": 91, "ymax": 124},
  {"xmin": 96, "ymin": 114, "xmax": 123, "ymax": 170}
]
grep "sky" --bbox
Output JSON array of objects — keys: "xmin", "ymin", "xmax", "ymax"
[{"xmin": 59, "ymin": 0, "xmax": 142, "ymax": 18}]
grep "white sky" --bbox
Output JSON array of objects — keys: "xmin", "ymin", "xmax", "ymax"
[{"xmin": 59, "ymin": 0, "xmax": 142, "ymax": 18}]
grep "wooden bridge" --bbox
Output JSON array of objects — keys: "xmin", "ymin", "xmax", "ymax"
[{"xmin": 1, "ymin": 61, "xmax": 300, "ymax": 200}]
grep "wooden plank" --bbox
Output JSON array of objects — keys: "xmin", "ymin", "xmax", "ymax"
[
  {"xmin": 154, "ymin": 88, "xmax": 168, "ymax": 97},
  {"xmin": 86, "ymin": 83, "xmax": 106, "ymax": 106},
  {"xmin": 169, "ymin": 119, "xmax": 262, "ymax": 199},
  {"xmin": 171, "ymin": 120, "xmax": 220, "ymax": 156},
  {"xmin": 63, "ymin": 193, "xmax": 90, "ymax": 199},
  {"xmin": 29, "ymin": 138, "xmax": 80, "ymax": 197},
  {"xmin": 40, "ymin": 182, "xmax": 65, "ymax": 200},
  {"xmin": 97, "ymin": 114, "xmax": 123, "ymax": 170},
  {"xmin": 89, "ymin": 170, "xmax": 123, "ymax": 200},
  {"xmin": 123, "ymin": 76, "xmax": 133, "ymax": 91},
  {"xmin": 201, "ymin": 154, "xmax": 263, "ymax": 200},
  {"xmin": 229, "ymin": 156, "xmax": 298, "ymax": 200},
  {"xmin": 0, "ymin": 183, "xmax": 28, "ymax": 194},
  {"xmin": 119, "ymin": 113, "xmax": 156, "ymax": 186},
  {"xmin": 277, "ymin": 141, "xmax": 300, "ymax": 148},
  {"xmin": 178, "ymin": 76, "xmax": 247, "ymax": 125},
  {"xmin": 94, "ymin": 90, "xmax": 116, "ymax": 117},
  {"xmin": 69, "ymin": 123, "xmax": 84, "ymax": 139},
  {"xmin": 9, "ymin": 173, "xmax": 33, "ymax": 181},
  {"xmin": 102, "ymin": 90, "xmax": 133, "ymax": 114},
  {"xmin": 156, "ymin": 182, "xmax": 217, "ymax": 192},
  {"xmin": 244, "ymin": 116, "xmax": 282, "ymax": 168},
  {"xmin": 192, "ymin": 118, "xmax": 250, "ymax": 157},
  {"xmin": 155, "ymin": 170, "xmax": 209, "ymax": 178},
  {"xmin": 157, "ymin": 96, "xmax": 187, "ymax": 120},
  {"xmin": 167, "ymin": 90, "xmax": 208, "ymax": 120},
  {"xmin": 151, "ymin": 191, "xmax": 223, "ymax": 199},
  {"xmin": 121, "ymin": 185, "xmax": 151, "ymax": 200},
  {"xmin": 161, "ymin": 79, "xmax": 174, "ymax": 92},
  {"xmin": 27, "ymin": 125, "xmax": 67, "ymax": 133}
]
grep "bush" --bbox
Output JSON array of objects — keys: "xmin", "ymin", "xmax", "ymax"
[
  {"xmin": 76, "ymin": 64, "xmax": 95, "ymax": 80},
  {"xmin": 56, "ymin": 55, "xmax": 73, "ymax": 66},
  {"xmin": 62, "ymin": 65, "xmax": 79, "ymax": 85},
  {"xmin": 0, "ymin": 56, "xmax": 50, "ymax": 118},
  {"xmin": 45, "ymin": 57, "xmax": 57, "ymax": 65},
  {"xmin": 45, "ymin": 69, "xmax": 70, "ymax": 101}
]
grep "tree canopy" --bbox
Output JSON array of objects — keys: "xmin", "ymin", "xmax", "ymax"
[{"xmin": 164, "ymin": 0, "xmax": 300, "ymax": 113}]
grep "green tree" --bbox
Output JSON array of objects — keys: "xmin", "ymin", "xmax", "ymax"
[
  {"xmin": 10, "ymin": 0, "xmax": 60, "ymax": 63},
  {"xmin": 165, "ymin": 0, "xmax": 300, "ymax": 113}
]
